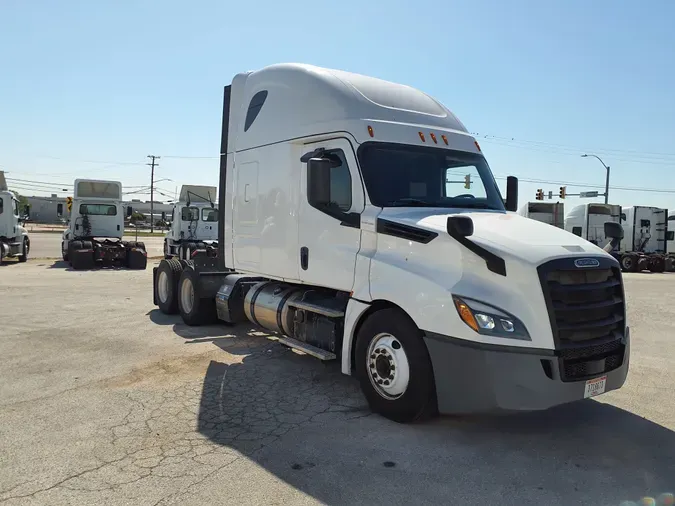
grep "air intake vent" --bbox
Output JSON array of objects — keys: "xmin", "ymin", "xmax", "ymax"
[{"xmin": 376, "ymin": 219, "xmax": 438, "ymax": 244}]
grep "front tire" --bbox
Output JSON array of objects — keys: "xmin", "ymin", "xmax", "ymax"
[
  {"xmin": 18, "ymin": 238, "xmax": 29, "ymax": 263},
  {"xmin": 355, "ymin": 308, "xmax": 437, "ymax": 423}
]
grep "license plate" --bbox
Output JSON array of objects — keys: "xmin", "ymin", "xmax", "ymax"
[{"xmin": 584, "ymin": 376, "xmax": 607, "ymax": 398}]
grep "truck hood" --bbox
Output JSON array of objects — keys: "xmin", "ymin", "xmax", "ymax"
[{"xmin": 379, "ymin": 208, "xmax": 609, "ymax": 265}]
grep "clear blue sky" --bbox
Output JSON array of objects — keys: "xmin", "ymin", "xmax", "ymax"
[{"xmin": 1, "ymin": 0, "xmax": 674, "ymax": 210}]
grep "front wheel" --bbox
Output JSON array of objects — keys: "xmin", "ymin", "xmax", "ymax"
[
  {"xmin": 18, "ymin": 238, "xmax": 29, "ymax": 263},
  {"xmin": 355, "ymin": 308, "xmax": 437, "ymax": 423}
]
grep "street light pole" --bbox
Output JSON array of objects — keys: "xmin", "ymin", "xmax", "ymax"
[{"xmin": 581, "ymin": 154, "xmax": 610, "ymax": 204}]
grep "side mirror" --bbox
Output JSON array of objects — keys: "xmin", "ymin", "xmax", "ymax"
[
  {"xmin": 604, "ymin": 221, "xmax": 624, "ymax": 240},
  {"xmin": 307, "ymin": 156, "xmax": 340, "ymax": 208},
  {"xmin": 447, "ymin": 215, "xmax": 474, "ymax": 238},
  {"xmin": 505, "ymin": 176, "xmax": 518, "ymax": 212},
  {"xmin": 126, "ymin": 206, "xmax": 133, "ymax": 218},
  {"xmin": 23, "ymin": 205, "xmax": 30, "ymax": 218},
  {"xmin": 602, "ymin": 221, "xmax": 624, "ymax": 253}
]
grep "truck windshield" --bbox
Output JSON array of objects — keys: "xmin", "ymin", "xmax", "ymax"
[
  {"xmin": 80, "ymin": 204, "xmax": 117, "ymax": 216},
  {"xmin": 357, "ymin": 142, "xmax": 505, "ymax": 210},
  {"xmin": 202, "ymin": 208, "xmax": 218, "ymax": 222}
]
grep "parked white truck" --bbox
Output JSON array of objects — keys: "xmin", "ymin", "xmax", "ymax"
[
  {"xmin": 61, "ymin": 179, "xmax": 147, "ymax": 270},
  {"xmin": 152, "ymin": 63, "xmax": 630, "ymax": 423},
  {"xmin": 163, "ymin": 185, "xmax": 218, "ymax": 260},
  {"xmin": 616, "ymin": 206, "xmax": 669, "ymax": 273},
  {"xmin": 0, "ymin": 171, "xmax": 30, "ymax": 264},
  {"xmin": 517, "ymin": 201, "xmax": 564, "ymax": 228}
]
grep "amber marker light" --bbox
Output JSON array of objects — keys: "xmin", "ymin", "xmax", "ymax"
[{"xmin": 453, "ymin": 297, "xmax": 479, "ymax": 332}]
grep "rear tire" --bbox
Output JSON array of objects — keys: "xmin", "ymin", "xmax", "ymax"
[
  {"xmin": 155, "ymin": 259, "xmax": 183, "ymax": 314},
  {"xmin": 355, "ymin": 308, "xmax": 437, "ymax": 423},
  {"xmin": 177, "ymin": 266, "xmax": 217, "ymax": 326},
  {"xmin": 127, "ymin": 247, "xmax": 147, "ymax": 270},
  {"xmin": 70, "ymin": 249, "xmax": 95, "ymax": 270},
  {"xmin": 620, "ymin": 254, "xmax": 638, "ymax": 272},
  {"xmin": 649, "ymin": 257, "xmax": 666, "ymax": 273}
]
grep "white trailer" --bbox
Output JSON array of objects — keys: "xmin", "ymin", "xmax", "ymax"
[
  {"xmin": 0, "ymin": 171, "xmax": 30, "ymax": 264},
  {"xmin": 163, "ymin": 185, "xmax": 219, "ymax": 260},
  {"xmin": 61, "ymin": 179, "xmax": 147, "ymax": 270},
  {"xmin": 617, "ymin": 206, "xmax": 669, "ymax": 273},
  {"xmin": 152, "ymin": 63, "xmax": 630, "ymax": 423},
  {"xmin": 517, "ymin": 201, "xmax": 564, "ymax": 228}
]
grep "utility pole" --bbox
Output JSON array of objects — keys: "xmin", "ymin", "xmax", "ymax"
[
  {"xmin": 581, "ymin": 154, "xmax": 610, "ymax": 204},
  {"xmin": 147, "ymin": 155, "xmax": 160, "ymax": 233}
]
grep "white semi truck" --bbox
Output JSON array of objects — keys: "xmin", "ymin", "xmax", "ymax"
[
  {"xmin": 669, "ymin": 211, "xmax": 675, "ymax": 271},
  {"xmin": 61, "ymin": 179, "xmax": 147, "ymax": 270},
  {"xmin": 152, "ymin": 63, "xmax": 630, "ymax": 423},
  {"xmin": 0, "ymin": 171, "xmax": 30, "ymax": 264},
  {"xmin": 616, "ymin": 206, "xmax": 669, "ymax": 273},
  {"xmin": 517, "ymin": 201, "xmax": 564, "ymax": 228},
  {"xmin": 163, "ymin": 185, "xmax": 219, "ymax": 260}
]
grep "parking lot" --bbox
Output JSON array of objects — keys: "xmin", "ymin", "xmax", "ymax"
[{"xmin": 1, "ymin": 260, "xmax": 674, "ymax": 506}]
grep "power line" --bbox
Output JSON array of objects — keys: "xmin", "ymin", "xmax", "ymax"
[{"xmin": 473, "ymin": 133, "xmax": 675, "ymax": 160}]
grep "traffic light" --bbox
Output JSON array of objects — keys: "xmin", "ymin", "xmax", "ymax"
[
  {"xmin": 559, "ymin": 186, "xmax": 566, "ymax": 199},
  {"xmin": 464, "ymin": 174, "xmax": 471, "ymax": 189},
  {"xmin": 535, "ymin": 189, "xmax": 544, "ymax": 201},
  {"xmin": 66, "ymin": 196, "xmax": 73, "ymax": 212}
]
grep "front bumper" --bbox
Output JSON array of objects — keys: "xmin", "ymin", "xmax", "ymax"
[{"xmin": 423, "ymin": 328, "xmax": 630, "ymax": 415}]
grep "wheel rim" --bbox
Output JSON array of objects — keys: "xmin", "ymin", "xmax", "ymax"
[
  {"xmin": 367, "ymin": 333, "xmax": 410, "ymax": 400},
  {"xmin": 180, "ymin": 277, "xmax": 194, "ymax": 314},
  {"xmin": 158, "ymin": 271, "xmax": 170, "ymax": 303}
]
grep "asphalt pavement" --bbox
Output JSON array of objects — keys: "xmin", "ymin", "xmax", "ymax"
[{"xmin": 0, "ymin": 262, "xmax": 673, "ymax": 506}]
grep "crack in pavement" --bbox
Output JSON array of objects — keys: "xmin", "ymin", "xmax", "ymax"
[{"xmin": 0, "ymin": 343, "xmax": 371, "ymax": 505}]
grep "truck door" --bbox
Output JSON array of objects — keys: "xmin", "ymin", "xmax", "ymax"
[{"xmin": 298, "ymin": 138, "xmax": 364, "ymax": 291}]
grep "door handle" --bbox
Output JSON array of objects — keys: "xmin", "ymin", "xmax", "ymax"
[{"xmin": 300, "ymin": 247, "xmax": 309, "ymax": 270}]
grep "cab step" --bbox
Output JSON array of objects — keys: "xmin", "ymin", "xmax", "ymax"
[{"xmin": 277, "ymin": 336, "xmax": 337, "ymax": 360}]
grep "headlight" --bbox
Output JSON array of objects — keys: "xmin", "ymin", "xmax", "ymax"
[{"xmin": 452, "ymin": 295, "xmax": 530, "ymax": 340}]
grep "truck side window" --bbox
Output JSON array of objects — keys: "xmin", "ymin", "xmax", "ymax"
[
  {"xmin": 0, "ymin": 197, "xmax": 3, "ymax": 215},
  {"xmin": 13, "ymin": 199, "xmax": 19, "ymax": 216},
  {"xmin": 181, "ymin": 207, "xmax": 199, "ymax": 221},
  {"xmin": 325, "ymin": 149, "xmax": 352, "ymax": 212},
  {"xmin": 57, "ymin": 203, "xmax": 63, "ymax": 216},
  {"xmin": 572, "ymin": 226, "xmax": 582, "ymax": 237}
]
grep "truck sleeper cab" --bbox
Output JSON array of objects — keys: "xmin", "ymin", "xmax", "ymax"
[{"xmin": 153, "ymin": 63, "xmax": 629, "ymax": 423}]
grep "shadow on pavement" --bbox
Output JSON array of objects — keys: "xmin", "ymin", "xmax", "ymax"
[{"xmin": 193, "ymin": 346, "xmax": 675, "ymax": 506}]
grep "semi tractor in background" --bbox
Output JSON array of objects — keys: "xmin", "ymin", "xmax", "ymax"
[
  {"xmin": 669, "ymin": 211, "xmax": 675, "ymax": 270},
  {"xmin": 163, "ymin": 185, "xmax": 219, "ymax": 260},
  {"xmin": 61, "ymin": 179, "xmax": 147, "ymax": 270},
  {"xmin": 618, "ymin": 206, "xmax": 670, "ymax": 273},
  {"xmin": 566, "ymin": 203, "xmax": 673, "ymax": 272},
  {"xmin": 517, "ymin": 201, "xmax": 564, "ymax": 228},
  {"xmin": 152, "ymin": 63, "xmax": 630, "ymax": 423},
  {"xmin": 0, "ymin": 171, "xmax": 30, "ymax": 264}
]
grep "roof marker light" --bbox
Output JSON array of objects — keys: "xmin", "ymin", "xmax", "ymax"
[
  {"xmin": 474, "ymin": 140, "xmax": 482, "ymax": 152},
  {"xmin": 430, "ymin": 133, "xmax": 438, "ymax": 144},
  {"xmin": 418, "ymin": 132, "xmax": 426, "ymax": 142},
  {"xmin": 367, "ymin": 125, "xmax": 374, "ymax": 137},
  {"xmin": 441, "ymin": 134, "xmax": 449, "ymax": 145}
]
